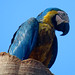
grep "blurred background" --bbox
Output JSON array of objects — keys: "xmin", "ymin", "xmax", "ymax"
[{"xmin": 0, "ymin": 0, "xmax": 74, "ymax": 75}]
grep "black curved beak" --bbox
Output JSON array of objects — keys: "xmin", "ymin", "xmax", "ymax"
[{"xmin": 55, "ymin": 23, "xmax": 70, "ymax": 36}]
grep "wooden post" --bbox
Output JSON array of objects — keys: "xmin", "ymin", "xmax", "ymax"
[{"xmin": 0, "ymin": 52, "xmax": 54, "ymax": 75}]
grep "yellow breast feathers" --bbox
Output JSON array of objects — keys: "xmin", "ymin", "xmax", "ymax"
[
  {"xmin": 43, "ymin": 10, "xmax": 58, "ymax": 27},
  {"xmin": 29, "ymin": 23, "xmax": 55, "ymax": 67}
]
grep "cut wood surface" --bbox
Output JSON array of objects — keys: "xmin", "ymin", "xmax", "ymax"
[{"xmin": 0, "ymin": 52, "xmax": 54, "ymax": 75}]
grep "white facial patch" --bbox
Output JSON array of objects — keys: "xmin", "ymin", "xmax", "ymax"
[
  {"xmin": 56, "ymin": 15, "xmax": 64, "ymax": 25},
  {"xmin": 56, "ymin": 11, "xmax": 69, "ymax": 25}
]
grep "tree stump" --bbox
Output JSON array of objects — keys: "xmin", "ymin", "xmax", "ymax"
[{"xmin": 0, "ymin": 52, "xmax": 54, "ymax": 75}]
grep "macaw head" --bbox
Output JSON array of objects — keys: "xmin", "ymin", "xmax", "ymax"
[{"xmin": 36, "ymin": 8, "xmax": 70, "ymax": 36}]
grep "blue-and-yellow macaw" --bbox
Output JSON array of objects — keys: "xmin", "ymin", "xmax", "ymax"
[{"xmin": 8, "ymin": 8, "xmax": 69, "ymax": 68}]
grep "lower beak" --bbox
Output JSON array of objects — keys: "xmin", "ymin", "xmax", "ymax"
[{"xmin": 55, "ymin": 23, "xmax": 70, "ymax": 36}]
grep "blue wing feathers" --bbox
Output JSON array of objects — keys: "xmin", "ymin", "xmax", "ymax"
[{"xmin": 8, "ymin": 18, "xmax": 39, "ymax": 60}]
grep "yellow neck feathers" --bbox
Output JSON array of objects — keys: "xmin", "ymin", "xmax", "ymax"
[{"xmin": 43, "ymin": 10, "xmax": 58, "ymax": 26}]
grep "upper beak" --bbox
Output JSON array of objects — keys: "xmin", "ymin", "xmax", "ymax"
[
  {"xmin": 55, "ymin": 23, "xmax": 70, "ymax": 36},
  {"xmin": 61, "ymin": 23, "xmax": 70, "ymax": 36}
]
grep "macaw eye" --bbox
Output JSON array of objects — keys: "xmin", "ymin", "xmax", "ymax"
[
  {"xmin": 58, "ymin": 11, "xmax": 69, "ymax": 23},
  {"xmin": 62, "ymin": 13, "xmax": 66, "ymax": 16}
]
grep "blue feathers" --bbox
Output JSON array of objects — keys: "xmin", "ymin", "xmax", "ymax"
[
  {"xmin": 36, "ymin": 8, "xmax": 62, "ymax": 22},
  {"xmin": 8, "ymin": 8, "xmax": 69, "ymax": 69},
  {"xmin": 8, "ymin": 18, "xmax": 39, "ymax": 60}
]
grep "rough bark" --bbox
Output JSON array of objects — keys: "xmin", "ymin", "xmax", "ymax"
[{"xmin": 0, "ymin": 52, "xmax": 54, "ymax": 75}]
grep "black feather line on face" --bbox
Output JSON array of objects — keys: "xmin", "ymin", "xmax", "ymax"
[{"xmin": 51, "ymin": 14, "xmax": 57, "ymax": 28}]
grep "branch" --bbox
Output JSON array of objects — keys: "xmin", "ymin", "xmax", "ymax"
[{"xmin": 0, "ymin": 52, "xmax": 54, "ymax": 75}]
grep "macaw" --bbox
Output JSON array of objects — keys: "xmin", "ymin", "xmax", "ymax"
[{"xmin": 8, "ymin": 8, "xmax": 69, "ymax": 68}]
